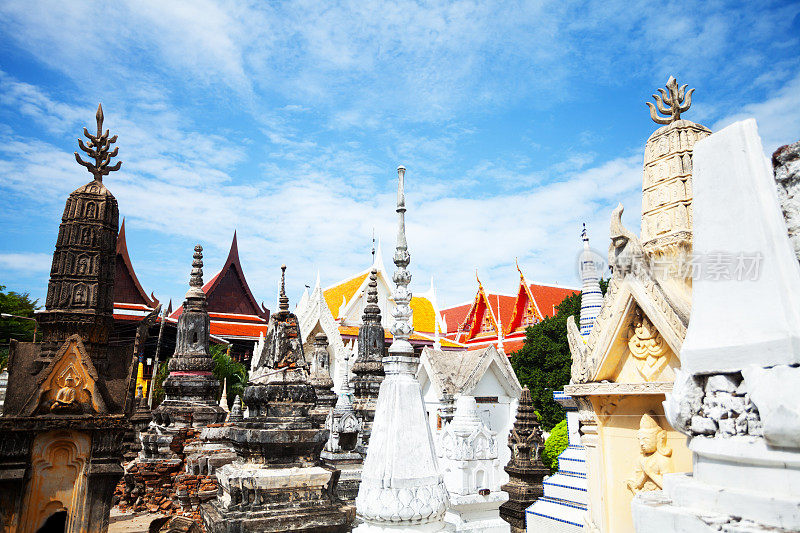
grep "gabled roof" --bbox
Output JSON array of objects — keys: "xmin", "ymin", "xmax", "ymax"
[
  {"xmin": 321, "ymin": 265, "xmax": 443, "ymax": 335},
  {"xmin": 418, "ymin": 345, "xmax": 522, "ymax": 398},
  {"xmin": 114, "ymin": 219, "xmax": 158, "ymax": 309},
  {"xmin": 170, "ymin": 231, "xmax": 267, "ymax": 320},
  {"xmin": 451, "ymin": 276, "xmax": 516, "ymax": 342}
]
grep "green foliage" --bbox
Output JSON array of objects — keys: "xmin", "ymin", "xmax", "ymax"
[
  {"xmin": 0, "ymin": 284, "xmax": 41, "ymax": 370},
  {"xmin": 542, "ymin": 419, "xmax": 568, "ymax": 473},
  {"xmin": 511, "ymin": 292, "xmax": 581, "ymax": 431},
  {"xmin": 152, "ymin": 357, "xmax": 171, "ymax": 407},
  {"xmin": 599, "ymin": 277, "xmax": 609, "ymax": 296},
  {"xmin": 211, "ymin": 344, "xmax": 247, "ymax": 409}
]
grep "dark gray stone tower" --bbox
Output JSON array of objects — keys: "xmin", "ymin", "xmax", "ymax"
[{"xmin": 351, "ymin": 268, "xmax": 385, "ymax": 452}]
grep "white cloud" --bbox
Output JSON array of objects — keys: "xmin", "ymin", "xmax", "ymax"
[{"xmin": 0, "ymin": 253, "xmax": 52, "ymax": 272}]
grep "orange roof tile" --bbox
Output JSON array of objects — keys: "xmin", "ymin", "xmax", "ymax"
[
  {"xmin": 337, "ymin": 325, "xmax": 462, "ymax": 348},
  {"xmin": 529, "ymin": 283, "xmax": 579, "ymax": 318},
  {"xmin": 323, "ymin": 272, "xmax": 369, "ymax": 320}
]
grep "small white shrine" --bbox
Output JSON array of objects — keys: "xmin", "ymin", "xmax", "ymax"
[{"xmin": 438, "ymin": 395, "xmax": 510, "ymax": 532}]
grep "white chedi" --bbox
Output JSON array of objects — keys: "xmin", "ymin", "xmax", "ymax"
[{"xmin": 438, "ymin": 396, "xmax": 509, "ymax": 532}]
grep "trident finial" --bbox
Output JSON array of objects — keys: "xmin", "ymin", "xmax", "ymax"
[
  {"xmin": 647, "ymin": 76, "xmax": 694, "ymax": 125},
  {"xmin": 279, "ymin": 264, "xmax": 289, "ymax": 311},
  {"xmin": 74, "ymin": 103, "xmax": 122, "ymax": 182}
]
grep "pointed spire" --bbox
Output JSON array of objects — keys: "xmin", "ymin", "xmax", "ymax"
[
  {"xmin": 362, "ymin": 268, "xmax": 381, "ymax": 326},
  {"xmin": 117, "ymin": 217, "xmax": 127, "ymax": 254},
  {"xmin": 315, "ymin": 269, "xmax": 321, "ymax": 290},
  {"xmin": 278, "ymin": 264, "xmax": 289, "ymax": 312},
  {"xmin": 185, "ymin": 245, "xmax": 206, "ymax": 301},
  {"xmin": 389, "ymin": 165, "xmax": 413, "ymax": 351},
  {"xmin": 229, "ymin": 395, "xmax": 243, "ymax": 422},
  {"xmin": 578, "ymin": 224, "xmax": 604, "ymax": 337},
  {"xmin": 373, "ymin": 238, "xmax": 387, "ymax": 274}
]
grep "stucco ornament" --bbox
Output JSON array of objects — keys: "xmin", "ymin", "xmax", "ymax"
[
  {"xmin": 625, "ymin": 412, "xmax": 672, "ymax": 494},
  {"xmin": 627, "ymin": 307, "xmax": 668, "ymax": 381},
  {"xmin": 608, "ymin": 204, "xmax": 644, "ymax": 278}
]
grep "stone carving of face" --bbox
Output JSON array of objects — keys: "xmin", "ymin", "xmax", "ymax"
[{"xmin": 637, "ymin": 427, "xmax": 658, "ymax": 455}]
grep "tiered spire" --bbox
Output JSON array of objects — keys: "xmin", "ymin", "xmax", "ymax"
[
  {"xmin": 499, "ymin": 386, "xmax": 548, "ymax": 532},
  {"xmin": 354, "ymin": 166, "xmax": 448, "ymax": 531},
  {"xmin": 579, "ymin": 224, "xmax": 604, "ymax": 337}
]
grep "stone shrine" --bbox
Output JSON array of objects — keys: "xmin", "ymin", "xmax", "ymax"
[
  {"xmin": 631, "ymin": 122, "xmax": 800, "ymax": 532},
  {"xmin": 139, "ymin": 245, "xmax": 227, "ymax": 457},
  {"xmin": 351, "ymin": 268, "xmax": 386, "ymax": 453},
  {"xmin": 321, "ymin": 352, "xmax": 363, "ymax": 501},
  {"xmin": 309, "ymin": 333, "xmax": 337, "ymax": 426},
  {"xmin": 120, "ymin": 245, "xmax": 227, "ymax": 518},
  {"xmin": 0, "ymin": 105, "xmax": 138, "ymax": 533},
  {"xmin": 354, "ymin": 166, "xmax": 449, "ymax": 532},
  {"xmin": 438, "ymin": 395, "xmax": 510, "ymax": 532},
  {"xmin": 498, "ymin": 387, "xmax": 547, "ymax": 533},
  {"xmin": 564, "ymin": 77, "xmax": 707, "ymax": 533},
  {"xmin": 202, "ymin": 265, "xmax": 354, "ymax": 532}
]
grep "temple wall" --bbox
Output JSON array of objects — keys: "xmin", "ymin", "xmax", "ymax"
[{"xmin": 589, "ymin": 396, "xmax": 691, "ymax": 533}]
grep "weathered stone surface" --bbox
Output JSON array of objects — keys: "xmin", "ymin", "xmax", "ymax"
[
  {"xmin": 499, "ymin": 387, "xmax": 547, "ymax": 533},
  {"xmin": 773, "ymin": 140, "xmax": 800, "ymax": 261},
  {"xmin": 202, "ymin": 266, "xmax": 353, "ymax": 532},
  {"xmin": 0, "ymin": 105, "xmax": 135, "ymax": 533}
]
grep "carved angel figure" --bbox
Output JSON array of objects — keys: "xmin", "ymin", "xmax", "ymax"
[
  {"xmin": 625, "ymin": 412, "xmax": 673, "ymax": 494},
  {"xmin": 627, "ymin": 308, "xmax": 668, "ymax": 381}
]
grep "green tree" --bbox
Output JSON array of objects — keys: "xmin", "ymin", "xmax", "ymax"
[
  {"xmin": 511, "ymin": 292, "xmax": 581, "ymax": 430},
  {"xmin": 211, "ymin": 344, "xmax": 247, "ymax": 409},
  {"xmin": 510, "ymin": 279, "xmax": 609, "ymax": 431},
  {"xmin": 0, "ymin": 285, "xmax": 41, "ymax": 370},
  {"xmin": 541, "ymin": 419, "xmax": 568, "ymax": 473},
  {"xmin": 151, "ymin": 357, "xmax": 171, "ymax": 407}
]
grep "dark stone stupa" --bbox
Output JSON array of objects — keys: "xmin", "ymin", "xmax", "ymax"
[
  {"xmin": 202, "ymin": 266, "xmax": 354, "ymax": 533},
  {"xmin": 0, "ymin": 105, "xmax": 138, "ymax": 533},
  {"xmin": 351, "ymin": 268, "xmax": 385, "ymax": 453},
  {"xmin": 499, "ymin": 386, "xmax": 549, "ymax": 533}
]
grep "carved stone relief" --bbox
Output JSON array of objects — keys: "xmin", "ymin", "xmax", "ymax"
[
  {"xmin": 625, "ymin": 413, "xmax": 672, "ymax": 494},
  {"xmin": 627, "ymin": 306, "xmax": 668, "ymax": 381}
]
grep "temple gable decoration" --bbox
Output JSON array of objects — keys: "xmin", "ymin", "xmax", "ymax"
[
  {"xmin": 22, "ymin": 334, "xmax": 107, "ymax": 416},
  {"xmin": 504, "ymin": 261, "xmax": 544, "ymax": 335},
  {"xmin": 458, "ymin": 275, "xmax": 500, "ymax": 341}
]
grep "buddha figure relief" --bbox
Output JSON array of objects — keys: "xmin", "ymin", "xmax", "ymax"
[
  {"xmin": 626, "ymin": 412, "xmax": 673, "ymax": 494},
  {"xmin": 51, "ymin": 375, "xmax": 80, "ymax": 412}
]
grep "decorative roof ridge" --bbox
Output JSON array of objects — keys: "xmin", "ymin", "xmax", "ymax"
[
  {"xmin": 505, "ymin": 261, "xmax": 543, "ymax": 336},
  {"xmin": 115, "ymin": 218, "xmax": 158, "ymax": 308},
  {"xmin": 199, "ymin": 231, "xmax": 267, "ymax": 319}
]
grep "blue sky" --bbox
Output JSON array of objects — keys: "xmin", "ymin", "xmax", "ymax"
[{"xmin": 0, "ymin": 1, "xmax": 798, "ymax": 310}]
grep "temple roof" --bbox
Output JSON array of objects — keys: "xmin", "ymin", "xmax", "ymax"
[
  {"xmin": 321, "ymin": 266, "xmax": 443, "ymax": 335},
  {"xmin": 114, "ymin": 219, "xmax": 158, "ymax": 312},
  {"xmin": 169, "ymin": 232, "xmax": 269, "ymax": 340},
  {"xmin": 441, "ymin": 269, "xmax": 578, "ymax": 349}
]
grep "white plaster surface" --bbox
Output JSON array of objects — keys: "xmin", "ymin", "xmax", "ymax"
[{"xmin": 682, "ymin": 119, "xmax": 800, "ymax": 374}]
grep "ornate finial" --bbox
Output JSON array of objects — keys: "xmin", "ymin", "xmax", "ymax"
[
  {"xmin": 515, "ymin": 258, "xmax": 523, "ymax": 278},
  {"xmin": 279, "ymin": 264, "xmax": 289, "ymax": 311},
  {"xmin": 190, "ymin": 245, "xmax": 204, "ymax": 288},
  {"xmin": 647, "ymin": 76, "xmax": 694, "ymax": 125},
  {"xmin": 74, "ymin": 103, "xmax": 122, "ymax": 182},
  {"xmin": 389, "ymin": 165, "xmax": 413, "ymax": 352}
]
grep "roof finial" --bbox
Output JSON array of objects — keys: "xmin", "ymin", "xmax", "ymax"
[
  {"xmin": 647, "ymin": 76, "xmax": 694, "ymax": 125},
  {"xmin": 74, "ymin": 103, "xmax": 122, "ymax": 182},
  {"xmin": 279, "ymin": 264, "xmax": 289, "ymax": 311}
]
